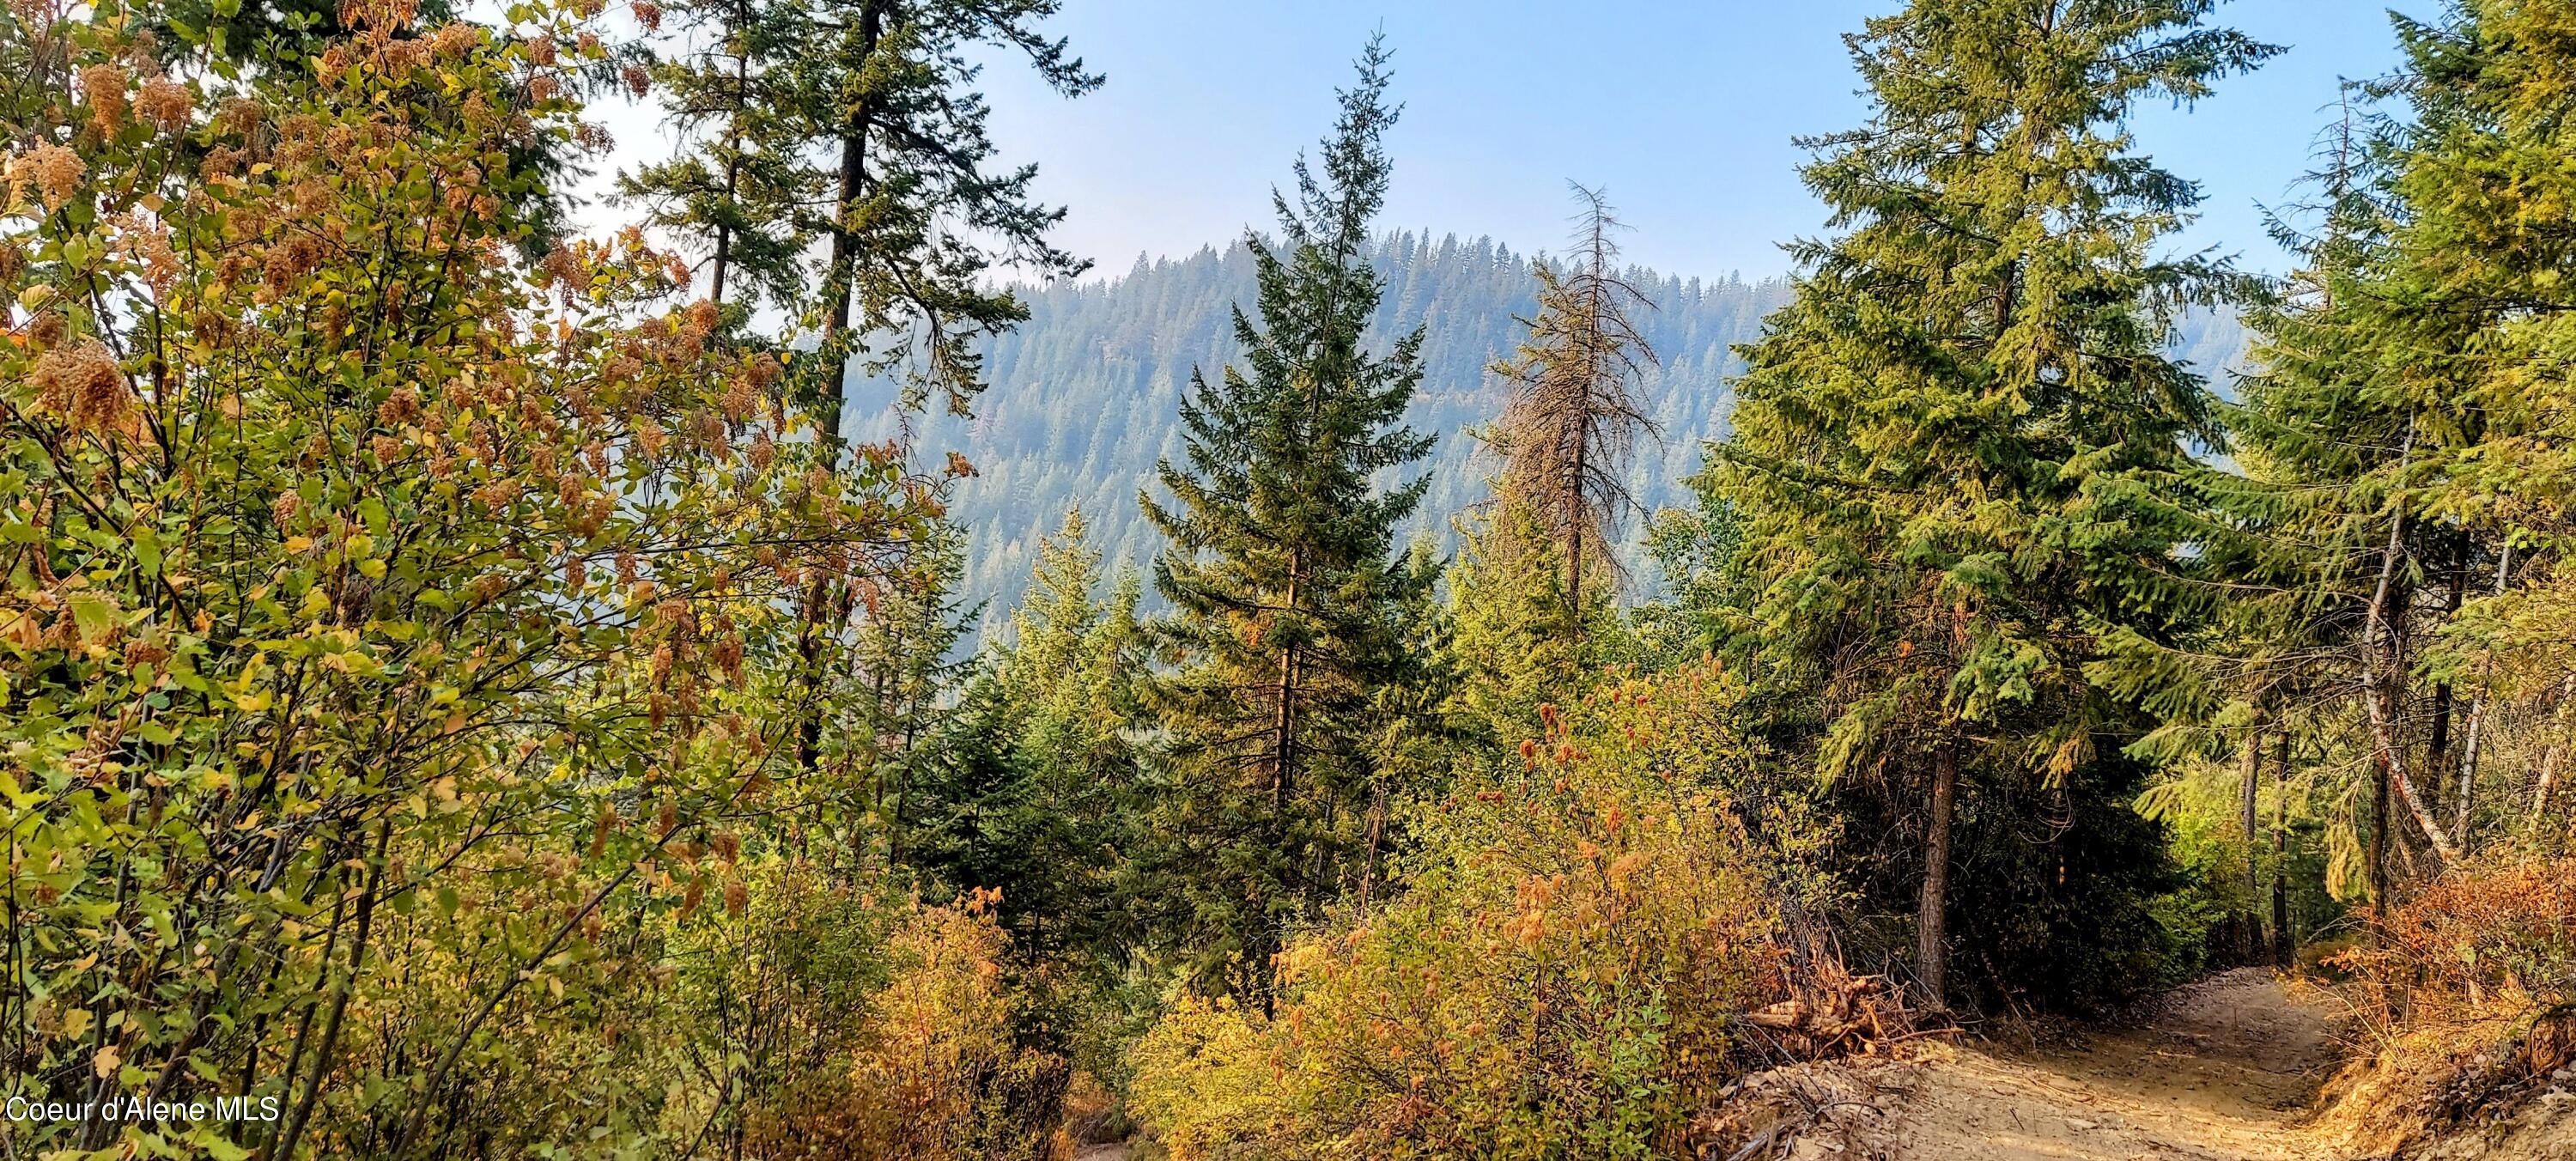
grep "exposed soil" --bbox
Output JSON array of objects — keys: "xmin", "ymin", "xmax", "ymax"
[
  {"xmin": 1086, "ymin": 970, "xmax": 2576, "ymax": 1159},
  {"xmin": 1844, "ymin": 969, "xmax": 2354, "ymax": 1160}
]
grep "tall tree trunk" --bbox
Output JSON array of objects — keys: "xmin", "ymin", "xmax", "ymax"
[
  {"xmin": 2425, "ymin": 562, "xmax": 2464, "ymax": 799},
  {"xmin": 2272, "ymin": 730, "xmax": 2293, "ymax": 969},
  {"xmin": 2360, "ymin": 425, "xmax": 2460, "ymax": 867},
  {"xmin": 792, "ymin": 0, "xmax": 886, "ymax": 778},
  {"xmin": 1356, "ymin": 778, "xmax": 1388, "ymax": 915},
  {"xmin": 1566, "ymin": 451, "xmax": 1583, "ymax": 645},
  {"xmin": 2452, "ymin": 540, "xmax": 2512, "ymax": 853},
  {"xmin": 1918, "ymin": 739, "xmax": 1958, "ymax": 1007},
  {"xmin": 1255, "ymin": 566, "xmax": 1303, "ymax": 1018},
  {"xmin": 817, "ymin": 0, "xmax": 887, "ymax": 383},
  {"xmin": 708, "ymin": 1, "xmax": 749, "ymax": 307},
  {"xmin": 2426, "ymin": 679, "xmax": 2455, "ymax": 798},
  {"xmin": 2370, "ymin": 745, "xmax": 2393, "ymax": 910},
  {"xmin": 1272, "ymin": 571, "xmax": 1301, "ymax": 818},
  {"xmin": 2239, "ymin": 726, "xmax": 2262, "ymax": 963}
]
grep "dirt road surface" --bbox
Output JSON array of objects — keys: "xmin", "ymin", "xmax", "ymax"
[{"xmin": 1860, "ymin": 969, "xmax": 2349, "ymax": 1161}]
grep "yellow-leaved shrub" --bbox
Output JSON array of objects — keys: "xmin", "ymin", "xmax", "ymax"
[
  {"xmin": 1132, "ymin": 662, "xmax": 1827, "ymax": 1159},
  {"xmin": 745, "ymin": 890, "xmax": 1071, "ymax": 1160}
]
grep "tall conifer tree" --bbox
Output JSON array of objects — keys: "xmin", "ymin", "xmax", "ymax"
[
  {"xmin": 1714, "ymin": 0, "xmax": 2275, "ymax": 1006},
  {"xmin": 2201, "ymin": 1, "xmax": 2576, "ymax": 884},
  {"xmin": 741, "ymin": 0, "xmax": 1099, "ymax": 781},
  {"xmin": 849, "ymin": 527, "xmax": 981, "ymax": 865},
  {"xmin": 1139, "ymin": 36, "xmax": 1436, "ymax": 1006},
  {"xmin": 2092, "ymin": 90, "xmax": 2403, "ymax": 917},
  {"xmin": 616, "ymin": 0, "xmax": 815, "ymax": 313},
  {"xmin": 781, "ymin": 0, "xmax": 1101, "ymax": 425},
  {"xmin": 1444, "ymin": 500, "xmax": 1583, "ymax": 742},
  {"xmin": 922, "ymin": 508, "xmax": 1143, "ymax": 959}
]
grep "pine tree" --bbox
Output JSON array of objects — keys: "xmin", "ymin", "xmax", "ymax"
[
  {"xmin": 2092, "ymin": 88, "xmax": 2400, "ymax": 926},
  {"xmin": 1712, "ymin": 0, "xmax": 2276, "ymax": 1006},
  {"xmin": 763, "ymin": 0, "xmax": 1101, "ymax": 783},
  {"xmin": 1443, "ymin": 499, "xmax": 1583, "ymax": 743},
  {"xmin": 1138, "ymin": 36, "xmax": 1436, "ymax": 1006},
  {"xmin": 2353, "ymin": 2, "xmax": 2576, "ymax": 861},
  {"xmin": 920, "ymin": 508, "xmax": 1143, "ymax": 958},
  {"xmin": 2212, "ymin": 1, "xmax": 2576, "ymax": 879},
  {"xmin": 781, "ymin": 0, "xmax": 1102, "ymax": 426},
  {"xmin": 847, "ymin": 527, "xmax": 981, "ymax": 866},
  {"xmin": 616, "ymin": 0, "xmax": 817, "ymax": 314},
  {"xmin": 1488, "ymin": 184, "xmax": 1658, "ymax": 636}
]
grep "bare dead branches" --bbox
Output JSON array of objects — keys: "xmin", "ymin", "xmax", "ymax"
[{"xmin": 1490, "ymin": 183, "xmax": 1662, "ymax": 628}]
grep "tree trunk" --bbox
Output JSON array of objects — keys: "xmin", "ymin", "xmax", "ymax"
[
  {"xmin": 2370, "ymin": 747, "xmax": 2392, "ymax": 910},
  {"xmin": 813, "ymin": 0, "xmax": 884, "ymax": 449},
  {"xmin": 2236, "ymin": 727, "xmax": 2261, "ymax": 963},
  {"xmin": 1356, "ymin": 778, "xmax": 1388, "ymax": 915},
  {"xmin": 2271, "ymin": 730, "xmax": 2293, "ymax": 969},
  {"xmin": 1272, "ymin": 570, "xmax": 1302, "ymax": 818},
  {"xmin": 791, "ymin": 1, "xmax": 885, "ymax": 778},
  {"xmin": 2534, "ymin": 676, "xmax": 2573, "ymax": 827},
  {"xmin": 2426, "ymin": 679, "xmax": 2455, "ymax": 799},
  {"xmin": 2359, "ymin": 425, "xmax": 2460, "ymax": 867},
  {"xmin": 709, "ymin": 6, "xmax": 748, "ymax": 307},
  {"xmin": 1567, "ymin": 440, "xmax": 1584, "ymax": 645},
  {"xmin": 2425, "ymin": 562, "xmax": 2464, "ymax": 798},
  {"xmin": 2452, "ymin": 540, "xmax": 2512, "ymax": 853},
  {"xmin": 1256, "ymin": 567, "xmax": 1303, "ymax": 1018},
  {"xmin": 1918, "ymin": 739, "xmax": 1958, "ymax": 1007}
]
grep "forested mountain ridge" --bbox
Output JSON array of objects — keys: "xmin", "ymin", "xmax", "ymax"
[{"xmin": 854, "ymin": 233, "xmax": 2246, "ymax": 638}]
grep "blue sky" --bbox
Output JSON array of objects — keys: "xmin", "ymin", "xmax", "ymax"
[{"xmin": 964, "ymin": 1, "xmax": 2432, "ymax": 283}]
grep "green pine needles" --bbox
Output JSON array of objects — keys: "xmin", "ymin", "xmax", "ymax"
[
  {"xmin": 1137, "ymin": 35, "xmax": 1437, "ymax": 1008},
  {"xmin": 1712, "ymin": 0, "xmax": 2279, "ymax": 1006}
]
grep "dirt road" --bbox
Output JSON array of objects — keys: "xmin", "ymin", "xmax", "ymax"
[
  {"xmin": 1083, "ymin": 971, "xmax": 2576, "ymax": 1158},
  {"xmin": 1851, "ymin": 969, "xmax": 2348, "ymax": 1160},
  {"xmin": 1077, "ymin": 972, "xmax": 2350, "ymax": 1161}
]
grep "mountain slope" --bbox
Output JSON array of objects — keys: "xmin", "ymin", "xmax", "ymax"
[{"xmin": 848, "ymin": 231, "xmax": 2247, "ymax": 641}]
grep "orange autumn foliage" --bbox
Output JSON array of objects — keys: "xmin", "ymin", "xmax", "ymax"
[
  {"xmin": 744, "ymin": 893, "xmax": 1070, "ymax": 1161},
  {"xmin": 1131, "ymin": 663, "xmax": 1874, "ymax": 1159}
]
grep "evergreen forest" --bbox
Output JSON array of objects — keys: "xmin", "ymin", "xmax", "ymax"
[{"xmin": 2, "ymin": 1, "xmax": 2573, "ymax": 1158}]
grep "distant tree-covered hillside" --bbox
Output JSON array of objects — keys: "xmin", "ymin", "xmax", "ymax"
[
  {"xmin": 848, "ymin": 231, "xmax": 2246, "ymax": 641},
  {"xmin": 846, "ymin": 232, "xmax": 1788, "ymax": 638}
]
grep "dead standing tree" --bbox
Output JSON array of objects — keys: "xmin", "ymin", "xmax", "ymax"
[{"xmin": 1491, "ymin": 184, "xmax": 1660, "ymax": 641}]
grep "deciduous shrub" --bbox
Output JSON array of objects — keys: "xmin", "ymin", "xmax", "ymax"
[
  {"xmin": 1130, "ymin": 663, "xmax": 1862, "ymax": 1159},
  {"xmin": 0, "ymin": 0, "xmax": 952, "ymax": 1154},
  {"xmin": 744, "ymin": 891, "xmax": 1070, "ymax": 1160},
  {"xmin": 2336, "ymin": 858, "xmax": 2576, "ymax": 1020}
]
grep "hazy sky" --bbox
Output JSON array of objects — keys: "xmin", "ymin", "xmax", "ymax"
[{"xmin": 944, "ymin": 1, "xmax": 2430, "ymax": 283}]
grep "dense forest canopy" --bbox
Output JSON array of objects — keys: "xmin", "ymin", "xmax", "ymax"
[{"xmin": 1, "ymin": 0, "xmax": 2571, "ymax": 1158}]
